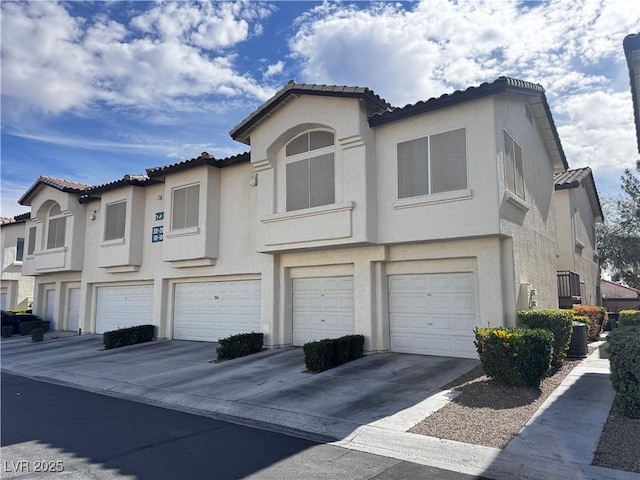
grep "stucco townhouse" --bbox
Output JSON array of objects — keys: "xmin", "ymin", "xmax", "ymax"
[
  {"xmin": 15, "ymin": 76, "xmax": 602, "ymax": 359},
  {"xmin": 1, "ymin": 213, "xmax": 35, "ymax": 311}
]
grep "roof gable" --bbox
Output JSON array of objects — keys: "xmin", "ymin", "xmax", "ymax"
[
  {"xmin": 554, "ymin": 167, "xmax": 604, "ymax": 222},
  {"xmin": 229, "ymin": 81, "xmax": 391, "ymax": 144},
  {"xmin": 19, "ymin": 176, "xmax": 90, "ymax": 206}
]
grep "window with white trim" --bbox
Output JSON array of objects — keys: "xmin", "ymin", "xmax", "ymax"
[
  {"xmin": 46, "ymin": 204, "xmax": 66, "ymax": 249},
  {"xmin": 285, "ymin": 131, "xmax": 335, "ymax": 211},
  {"xmin": 573, "ymin": 207, "xmax": 583, "ymax": 246},
  {"xmin": 27, "ymin": 227, "xmax": 36, "ymax": 255},
  {"xmin": 397, "ymin": 128, "xmax": 467, "ymax": 199},
  {"xmin": 172, "ymin": 184, "xmax": 200, "ymax": 230},
  {"xmin": 104, "ymin": 201, "xmax": 127, "ymax": 241},
  {"xmin": 16, "ymin": 238, "xmax": 24, "ymax": 261},
  {"xmin": 504, "ymin": 130, "xmax": 525, "ymax": 200}
]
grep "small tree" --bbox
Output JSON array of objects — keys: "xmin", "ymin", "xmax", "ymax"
[{"xmin": 597, "ymin": 161, "xmax": 640, "ymax": 289}]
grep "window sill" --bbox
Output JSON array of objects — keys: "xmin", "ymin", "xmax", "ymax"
[
  {"xmin": 100, "ymin": 238, "xmax": 126, "ymax": 248},
  {"xmin": 39, "ymin": 246, "xmax": 68, "ymax": 254},
  {"xmin": 166, "ymin": 226, "xmax": 200, "ymax": 239},
  {"xmin": 393, "ymin": 189, "xmax": 472, "ymax": 210},
  {"xmin": 262, "ymin": 201, "xmax": 355, "ymax": 223},
  {"xmin": 575, "ymin": 239, "xmax": 585, "ymax": 251},
  {"xmin": 504, "ymin": 191, "xmax": 530, "ymax": 213}
]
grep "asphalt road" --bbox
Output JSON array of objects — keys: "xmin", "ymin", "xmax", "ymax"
[{"xmin": 1, "ymin": 373, "xmax": 490, "ymax": 480}]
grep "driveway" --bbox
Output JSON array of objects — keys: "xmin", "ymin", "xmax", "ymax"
[{"xmin": 1, "ymin": 333, "xmax": 478, "ymax": 440}]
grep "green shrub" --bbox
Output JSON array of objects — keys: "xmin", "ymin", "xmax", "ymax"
[
  {"xmin": 19, "ymin": 320, "xmax": 50, "ymax": 336},
  {"xmin": 618, "ymin": 310, "xmax": 640, "ymax": 327},
  {"xmin": 607, "ymin": 326, "xmax": 640, "ymax": 418},
  {"xmin": 216, "ymin": 332, "xmax": 264, "ymax": 361},
  {"xmin": 345, "ymin": 334, "xmax": 365, "ymax": 361},
  {"xmin": 598, "ymin": 306, "xmax": 608, "ymax": 326},
  {"xmin": 103, "ymin": 325, "xmax": 155, "ymax": 350},
  {"xmin": 31, "ymin": 328, "xmax": 44, "ymax": 342},
  {"xmin": 572, "ymin": 305, "xmax": 602, "ymax": 341},
  {"xmin": 303, "ymin": 335, "xmax": 365, "ymax": 373},
  {"xmin": 2, "ymin": 326, "xmax": 13, "ymax": 338},
  {"xmin": 474, "ymin": 327, "xmax": 553, "ymax": 387},
  {"xmin": 517, "ymin": 309, "xmax": 573, "ymax": 366}
]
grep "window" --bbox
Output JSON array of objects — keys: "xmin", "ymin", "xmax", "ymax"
[
  {"xmin": 573, "ymin": 208, "xmax": 583, "ymax": 246},
  {"xmin": 285, "ymin": 131, "xmax": 335, "ymax": 211},
  {"xmin": 47, "ymin": 204, "xmax": 66, "ymax": 249},
  {"xmin": 104, "ymin": 201, "xmax": 127, "ymax": 241},
  {"xmin": 504, "ymin": 131, "xmax": 525, "ymax": 200},
  {"xmin": 172, "ymin": 184, "xmax": 200, "ymax": 230},
  {"xmin": 16, "ymin": 238, "xmax": 24, "ymax": 261},
  {"xmin": 397, "ymin": 128, "xmax": 467, "ymax": 199},
  {"xmin": 27, "ymin": 227, "xmax": 36, "ymax": 255}
]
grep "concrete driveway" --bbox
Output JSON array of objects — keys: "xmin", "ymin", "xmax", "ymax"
[{"xmin": 1, "ymin": 333, "xmax": 478, "ymax": 440}]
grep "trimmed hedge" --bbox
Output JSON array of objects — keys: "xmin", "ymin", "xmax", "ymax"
[
  {"xmin": 216, "ymin": 332, "xmax": 264, "ymax": 361},
  {"xmin": 2, "ymin": 326, "xmax": 13, "ymax": 338},
  {"xmin": 474, "ymin": 327, "xmax": 553, "ymax": 387},
  {"xmin": 304, "ymin": 334, "xmax": 364, "ymax": 373},
  {"xmin": 607, "ymin": 326, "xmax": 640, "ymax": 418},
  {"xmin": 618, "ymin": 310, "xmax": 640, "ymax": 327},
  {"xmin": 31, "ymin": 328, "xmax": 44, "ymax": 342},
  {"xmin": 103, "ymin": 324, "xmax": 155, "ymax": 350},
  {"xmin": 19, "ymin": 320, "xmax": 50, "ymax": 336},
  {"xmin": 517, "ymin": 309, "xmax": 573, "ymax": 366},
  {"xmin": 572, "ymin": 305, "xmax": 602, "ymax": 341}
]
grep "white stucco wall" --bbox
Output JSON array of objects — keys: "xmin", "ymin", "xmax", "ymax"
[
  {"xmin": 1, "ymin": 221, "xmax": 34, "ymax": 310},
  {"xmin": 555, "ymin": 186, "xmax": 600, "ymax": 305},
  {"xmin": 494, "ymin": 94, "xmax": 559, "ymax": 315}
]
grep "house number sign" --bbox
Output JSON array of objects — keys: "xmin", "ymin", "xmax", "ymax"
[
  {"xmin": 152, "ymin": 226, "xmax": 163, "ymax": 243},
  {"xmin": 155, "ymin": 212, "xmax": 164, "ymax": 221}
]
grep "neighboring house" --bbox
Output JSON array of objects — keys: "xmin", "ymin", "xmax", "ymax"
[
  {"xmin": 601, "ymin": 279, "xmax": 640, "ymax": 312},
  {"xmin": 1, "ymin": 213, "xmax": 35, "ymax": 311},
  {"xmin": 624, "ymin": 32, "xmax": 640, "ymax": 153},
  {"xmin": 554, "ymin": 168, "xmax": 603, "ymax": 307},
  {"xmin": 18, "ymin": 77, "xmax": 597, "ymax": 359}
]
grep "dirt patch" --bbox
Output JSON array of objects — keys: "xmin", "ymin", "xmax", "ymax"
[{"xmin": 592, "ymin": 402, "xmax": 640, "ymax": 474}]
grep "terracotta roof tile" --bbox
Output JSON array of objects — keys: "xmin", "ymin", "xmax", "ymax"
[
  {"xmin": 230, "ymin": 81, "xmax": 392, "ymax": 143},
  {"xmin": 146, "ymin": 151, "xmax": 249, "ymax": 177}
]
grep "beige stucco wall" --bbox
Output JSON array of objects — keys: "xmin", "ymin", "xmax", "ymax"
[
  {"xmin": 555, "ymin": 186, "xmax": 600, "ymax": 305},
  {"xmin": 1, "ymin": 221, "xmax": 34, "ymax": 310}
]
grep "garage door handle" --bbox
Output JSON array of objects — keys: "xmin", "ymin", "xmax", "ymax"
[{"xmin": 321, "ymin": 319, "xmax": 325, "ymax": 322}]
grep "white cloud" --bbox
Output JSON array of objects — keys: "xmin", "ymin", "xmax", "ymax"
[
  {"xmin": 264, "ymin": 61, "xmax": 284, "ymax": 79},
  {"xmin": 0, "ymin": 1, "xmax": 275, "ymax": 115},
  {"xmin": 288, "ymin": 0, "xmax": 639, "ymax": 199}
]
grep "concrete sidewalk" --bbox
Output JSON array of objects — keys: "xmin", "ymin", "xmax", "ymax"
[{"xmin": 1, "ymin": 333, "xmax": 634, "ymax": 479}]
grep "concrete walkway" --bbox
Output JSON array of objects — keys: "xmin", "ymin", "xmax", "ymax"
[{"xmin": 1, "ymin": 333, "xmax": 635, "ymax": 479}]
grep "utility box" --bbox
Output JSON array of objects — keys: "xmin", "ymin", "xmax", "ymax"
[{"xmin": 567, "ymin": 321, "xmax": 588, "ymax": 358}]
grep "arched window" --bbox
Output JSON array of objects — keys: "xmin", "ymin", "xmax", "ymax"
[
  {"xmin": 285, "ymin": 130, "xmax": 335, "ymax": 211},
  {"xmin": 46, "ymin": 203, "xmax": 66, "ymax": 249}
]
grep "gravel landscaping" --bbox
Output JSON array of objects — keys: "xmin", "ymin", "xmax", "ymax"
[
  {"xmin": 410, "ymin": 346, "xmax": 638, "ymax": 475},
  {"xmin": 409, "ymin": 359, "xmax": 581, "ymax": 449}
]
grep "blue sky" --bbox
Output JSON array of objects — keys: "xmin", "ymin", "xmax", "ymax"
[{"xmin": 1, "ymin": 0, "xmax": 638, "ymax": 217}]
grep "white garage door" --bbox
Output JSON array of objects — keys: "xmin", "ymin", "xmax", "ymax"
[
  {"xmin": 173, "ymin": 280, "xmax": 261, "ymax": 341},
  {"xmin": 389, "ymin": 273, "xmax": 477, "ymax": 358},
  {"xmin": 45, "ymin": 289, "xmax": 56, "ymax": 329},
  {"xmin": 68, "ymin": 288, "xmax": 81, "ymax": 332},
  {"xmin": 292, "ymin": 276, "xmax": 354, "ymax": 346},
  {"xmin": 96, "ymin": 285, "xmax": 153, "ymax": 334},
  {"xmin": 0, "ymin": 288, "xmax": 7, "ymax": 311}
]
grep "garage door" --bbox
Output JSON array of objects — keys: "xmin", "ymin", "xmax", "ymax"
[
  {"xmin": 173, "ymin": 280, "xmax": 261, "ymax": 341},
  {"xmin": 292, "ymin": 276, "xmax": 354, "ymax": 346},
  {"xmin": 389, "ymin": 273, "xmax": 476, "ymax": 358},
  {"xmin": 0, "ymin": 288, "xmax": 7, "ymax": 311},
  {"xmin": 67, "ymin": 288, "xmax": 80, "ymax": 331},
  {"xmin": 45, "ymin": 289, "xmax": 56, "ymax": 330},
  {"xmin": 96, "ymin": 285, "xmax": 153, "ymax": 334}
]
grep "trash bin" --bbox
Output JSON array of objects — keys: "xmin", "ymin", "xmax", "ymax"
[
  {"xmin": 567, "ymin": 321, "xmax": 587, "ymax": 358},
  {"xmin": 604, "ymin": 312, "xmax": 618, "ymax": 331}
]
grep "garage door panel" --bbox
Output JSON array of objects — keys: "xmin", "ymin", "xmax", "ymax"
[
  {"xmin": 173, "ymin": 280, "xmax": 261, "ymax": 342},
  {"xmin": 292, "ymin": 276, "xmax": 354, "ymax": 346},
  {"xmin": 389, "ymin": 273, "xmax": 477, "ymax": 359},
  {"xmin": 96, "ymin": 285, "xmax": 153, "ymax": 334}
]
